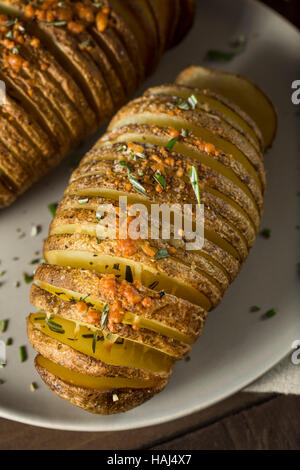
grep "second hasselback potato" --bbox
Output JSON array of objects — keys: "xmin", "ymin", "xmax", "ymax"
[
  {"xmin": 27, "ymin": 66, "xmax": 277, "ymax": 414},
  {"xmin": 0, "ymin": 0, "xmax": 195, "ymax": 207}
]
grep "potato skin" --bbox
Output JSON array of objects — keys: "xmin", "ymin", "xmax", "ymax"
[{"xmin": 35, "ymin": 356, "xmax": 168, "ymax": 415}]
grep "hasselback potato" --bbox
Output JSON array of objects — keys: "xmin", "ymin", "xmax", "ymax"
[
  {"xmin": 28, "ymin": 66, "xmax": 277, "ymax": 414},
  {"xmin": 0, "ymin": 0, "xmax": 195, "ymax": 208}
]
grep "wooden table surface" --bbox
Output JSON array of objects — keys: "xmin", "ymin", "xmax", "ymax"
[{"xmin": 1, "ymin": 0, "xmax": 299, "ymax": 451}]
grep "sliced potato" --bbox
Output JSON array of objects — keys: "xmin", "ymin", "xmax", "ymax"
[
  {"xmin": 108, "ymin": 95, "xmax": 265, "ymax": 190},
  {"xmin": 176, "ymin": 66, "xmax": 277, "ymax": 150},
  {"xmin": 31, "ymin": 285, "xmax": 191, "ymax": 359},
  {"xmin": 28, "ymin": 314, "xmax": 175, "ymax": 375},
  {"xmin": 35, "ymin": 355, "xmax": 168, "ymax": 415}
]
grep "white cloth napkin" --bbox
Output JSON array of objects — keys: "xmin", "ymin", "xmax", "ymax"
[{"xmin": 245, "ymin": 354, "xmax": 300, "ymax": 395}]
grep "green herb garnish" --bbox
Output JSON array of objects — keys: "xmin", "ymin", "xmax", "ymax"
[
  {"xmin": 165, "ymin": 137, "xmax": 178, "ymax": 151},
  {"xmin": 187, "ymin": 94, "xmax": 198, "ymax": 110},
  {"xmin": 0, "ymin": 320, "xmax": 8, "ymax": 333},
  {"xmin": 46, "ymin": 318, "xmax": 65, "ymax": 334},
  {"xmin": 101, "ymin": 304, "xmax": 109, "ymax": 330},
  {"xmin": 128, "ymin": 174, "xmax": 148, "ymax": 197},
  {"xmin": 189, "ymin": 166, "xmax": 201, "ymax": 206},
  {"xmin": 125, "ymin": 265, "xmax": 133, "ymax": 283},
  {"xmin": 92, "ymin": 331, "xmax": 98, "ymax": 353},
  {"xmin": 206, "ymin": 36, "xmax": 247, "ymax": 63},
  {"xmin": 119, "ymin": 161, "xmax": 133, "ymax": 173},
  {"xmin": 149, "ymin": 280, "xmax": 159, "ymax": 290},
  {"xmin": 80, "ymin": 293, "xmax": 90, "ymax": 302},
  {"xmin": 78, "ymin": 198, "xmax": 89, "ymax": 205},
  {"xmin": 23, "ymin": 272, "xmax": 34, "ymax": 284},
  {"xmin": 6, "ymin": 338, "xmax": 12, "ymax": 346},
  {"xmin": 30, "ymin": 382, "xmax": 37, "ymax": 392},
  {"xmin": 40, "ymin": 20, "xmax": 67, "ymax": 26},
  {"xmin": 260, "ymin": 228, "xmax": 271, "ymax": 239},
  {"xmin": 48, "ymin": 203, "xmax": 58, "ymax": 218},
  {"xmin": 250, "ymin": 306, "xmax": 261, "ymax": 313},
  {"xmin": 157, "ymin": 249, "xmax": 169, "ymax": 260},
  {"xmin": 262, "ymin": 309, "xmax": 277, "ymax": 320},
  {"xmin": 154, "ymin": 171, "xmax": 166, "ymax": 189},
  {"xmin": 19, "ymin": 346, "xmax": 27, "ymax": 363}
]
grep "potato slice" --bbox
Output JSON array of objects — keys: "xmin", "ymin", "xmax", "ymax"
[
  {"xmin": 28, "ymin": 314, "xmax": 175, "ymax": 375},
  {"xmin": 91, "ymin": 25, "xmax": 137, "ymax": 97},
  {"xmin": 28, "ymin": 320, "xmax": 170, "ymax": 382},
  {"xmin": 31, "ymin": 285, "xmax": 191, "ymax": 358},
  {"xmin": 33, "ymin": 264, "xmax": 206, "ymax": 341},
  {"xmin": 109, "ymin": 0, "xmax": 148, "ymax": 78},
  {"xmin": 35, "ymin": 355, "xmax": 168, "ymax": 415},
  {"xmin": 173, "ymin": 0, "xmax": 196, "ymax": 45},
  {"xmin": 108, "ymin": 96, "xmax": 265, "ymax": 190},
  {"xmin": 145, "ymin": 85, "xmax": 262, "ymax": 152},
  {"xmin": 97, "ymin": 125, "xmax": 263, "ymax": 211},
  {"xmin": 0, "ymin": 63, "xmax": 70, "ymax": 155},
  {"xmin": 36, "ymin": 354, "xmax": 162, "ymax": 390},
  {"xmin": 176, "ymin": 66, "xmax": 277, "ymax": 150}
]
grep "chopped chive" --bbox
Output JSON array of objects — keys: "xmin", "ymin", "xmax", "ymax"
[
  {"xmin": 96, "ymin": 237, "xmax": 101, "ymax": 244},
  {"xmin": 260, "ymin": 228, "xmax": 271, "ymax": 239},
  {"xmin": 189, "ymin": 166, "xmax": 201, "ymax": 206},
  {"xmin": 250, "ymin": 306, "xmax": 261, "ymax": 313},
  {"xmin": 0, "ymin": 320, "xmax": 8, "ymax": 333},
  {"xmin": 80, "ymin": 293, "xmax": 90, "ymax": 302},
  {"xmin": 262, "ymin": 309, "xmax": 277, "ymax": 320},
  {"xmin": 19, "ymin": 346, "xmax": 27, "ymax": 363},
  {"xmin": 165, "ymin": 137, "xmax": 178, "ymax": 151},
  {"xmin": 30, "ymin": 382, "xmax": 37, "ymax": 392},
  {"xmin": 30, "ymin": 225, "xmax": 41, "ymax": 237},
  {"xmin": 154, "ymin": 171, "xmax": 166, "ymax": 189},
  {"xmin": 23, "ymin": 272, "xmax": 34, "ymax": 284},
  {"xmin": 78, "ymin": 198, "xmax": 89, "ymax": 205},
  {"xmin": 79, "ymin": 41, "xmax": 91, "ymax": 49},
  {"xmin": 93, "ymin": 2, "xmax": 104, "ymax": 7},
  {"xmin": 101, "ymin": 304, "xmax": 109, "ymax": 330},
  {"xmin": 128, "ymin": 174, "xmax": 148, "ymax": 197},
  {"xmin": 12, "ymin": 47, "xmax": 19, "ymax": 54},
  {"xmin": 48, "ymin": 203, "xmax": 58, "ymax": 218},
  {"xmin": 40, "ymin": 20, "xmax": 67, "ymax": 26},
  {"xmin": 125, "ymin": 265, "xmax": 133, "ymax": 283},
  {"xmin": 149, "ymin": 280, "xmax": 159, "ymax": 290},
  {"xmin": 118, "ymin": 161, "xmax": 133, "ymax": 173},
  {"xmin": 6, "ymin": 338, "xmax": 12, "ymax": 346},
  {"xmin": 187, "ymin": 94, "xmax": 198, "ymax": 110},
  {"xmin": 46, "ymin": 318, "xmax": 65, "ymax": 334},
  {"xmin": 156, "ymin": 249, "xmax": 169, "ymax": 260},
  {"xmin": 92, "ymin": 331, "xmax": 98, "ymax": 353}
]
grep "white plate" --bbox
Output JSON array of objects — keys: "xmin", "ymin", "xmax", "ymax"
[{"xmin": 0, "ymin": 0, "xmax": 299, "ymax": 431}]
